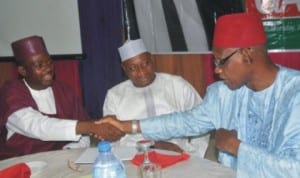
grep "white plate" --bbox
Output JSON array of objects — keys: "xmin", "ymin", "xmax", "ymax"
[{"xmin": 26, "ymin": 161, "xmax": 47, "ymax": 176}]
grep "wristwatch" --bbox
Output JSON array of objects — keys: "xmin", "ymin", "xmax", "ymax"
[{"xmin": 131, "ymin": 120, "xmax": 138, "ymax": 134}]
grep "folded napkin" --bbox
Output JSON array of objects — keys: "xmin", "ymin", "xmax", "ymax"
[
  {"xmin": 0, "ymin": 163, "xmax": 31, "ymax": 178},
  {"xmin": 131, "ymin": 151, "xmax": 190, "ymax": 168}
]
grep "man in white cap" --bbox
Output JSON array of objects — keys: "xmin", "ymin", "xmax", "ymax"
[{"xmin": 102, "ymin": 39, "xmax": 209, "ymax": 157}]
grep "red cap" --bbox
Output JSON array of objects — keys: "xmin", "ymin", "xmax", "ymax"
[
  {"xmin": 11, "ymin": 36, "xmax": 49, "ymax": 62},
  {"xmin": 213, "ymin": 13, "xmax": 266, "ymax": 48}
]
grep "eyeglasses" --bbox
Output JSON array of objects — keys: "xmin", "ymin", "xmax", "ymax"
[{"xmin": 214, "ymin": 49, "xmax": 240, "ymax": 67}]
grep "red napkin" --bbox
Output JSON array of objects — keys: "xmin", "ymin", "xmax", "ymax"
[
  {"xmin": 0, "ymin": 163, "xmax": 31, "ymax": 178},
  {"xmin": 131, "ymin": 151, "xmax": 190, "ymax": 168}
]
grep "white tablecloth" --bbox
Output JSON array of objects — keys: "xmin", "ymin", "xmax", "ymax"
[{"xmin": 0, "ymin": 148, "xmax": 236, "ymax": 178}]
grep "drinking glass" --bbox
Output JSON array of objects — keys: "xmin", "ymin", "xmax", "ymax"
[{"xmin": 137, "ymin": 140, "xmax": 161, "ymax": 178}]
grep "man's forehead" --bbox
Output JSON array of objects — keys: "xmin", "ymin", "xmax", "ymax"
[{"xmin": 212, "ymin": 47, "xmax": 226, "ymax": 55}]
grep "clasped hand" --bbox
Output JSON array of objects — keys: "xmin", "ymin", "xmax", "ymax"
[
  {"xmin": 91, "ymin": 115, "xmax": 125, "ymax": 141},
  {"xmin": 215, "ymin": 128, "xmax": 241, "ymax": 156},
  {"xmin": 93, "ymin": 116, "xmax": 185, "ymax": 153}
]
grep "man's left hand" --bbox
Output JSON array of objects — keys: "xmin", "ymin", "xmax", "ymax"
[{"xmin": 215, "ymin": 128, "xmax": 241, "ymax": 156}]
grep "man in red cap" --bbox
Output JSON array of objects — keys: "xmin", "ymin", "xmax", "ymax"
[
  {"xmin": 0, "ymin": 36, "xmax": 124, "ymax": 160},
  {"xmin": 96, "ymin": 13, "xmax": 300, "ymax": 177}
]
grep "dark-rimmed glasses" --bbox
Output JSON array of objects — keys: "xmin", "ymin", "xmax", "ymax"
[{"xmin": 214, "ymin": 49, "xmax": 240, "ymax": 67}]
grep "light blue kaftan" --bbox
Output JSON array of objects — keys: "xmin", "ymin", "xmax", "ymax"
[{"xmin": 140, "ymin": 66, "xmax": 300, "ymax": 178}]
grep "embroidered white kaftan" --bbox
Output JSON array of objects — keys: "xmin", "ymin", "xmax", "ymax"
[
  {"xmin": 103, "ymin": 73, "xmax": 209, "ymax": 157},
  {"xmin": 141, "ymin": 66, "xmax": 300, "ymax": 178}
]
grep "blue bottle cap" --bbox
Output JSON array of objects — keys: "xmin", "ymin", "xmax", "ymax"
[{"xmin": 98, "ymin": 141, "xmax": 111, "ymax": 152}]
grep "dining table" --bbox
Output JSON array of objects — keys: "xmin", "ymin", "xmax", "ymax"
[{"xmin": 0, "ymin": 148, "xmax": 236, "ymax": 178}]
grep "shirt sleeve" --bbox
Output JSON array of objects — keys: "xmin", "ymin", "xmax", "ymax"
[
  {"xmin": 179, "ymin": 77, "xmax": 203, "ymax": 108},
  {"xmin": 7, "ymin": 107, "xmax": 81, "ymax": 141},
  {"xmin": 63, "ymin": 135, "xmax": 90, "ymax": 149},
  {"xmin": 140, "ymin": 83, "xmax": 222, "ymax": 141},
  {"xmin": 166, "ymin": 76, "xmax": 207, "ymax": 157},
  {"xmin": 140, "ymin": 105, "xmax": 215, "ymax": 141},
  {"xmin": 103, "ymin": 90, "xmax": 116, "ymax": 116}
]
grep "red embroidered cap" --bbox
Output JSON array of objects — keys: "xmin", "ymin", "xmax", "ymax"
[
  {"xmin": 11, "ymin": 36, "xmax": 49, "ymax": 62},
  {"xmin": 213, "ymin": 13, "xmax": 267, "ymax": 48}
]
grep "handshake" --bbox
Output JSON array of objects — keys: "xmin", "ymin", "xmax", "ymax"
[
  {"xmin": 77, "ymin": 115, "xmax": 129, "ymax": 142},
  {"xmin": 78, "ymin": 116, "xmax": 185, "ymax": 153}
]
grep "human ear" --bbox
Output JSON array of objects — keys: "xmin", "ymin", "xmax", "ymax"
[
  {"xmin": 17, "ymin": 66, "xmax": 27, "ymax": 77},
  {"xmin": 241, "ymin": 48, "xmax": 253, "ymax": 64}
]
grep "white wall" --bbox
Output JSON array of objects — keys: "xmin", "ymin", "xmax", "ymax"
[{"xmin": 0, "ymin": 0, "xmax": 82, "ymax": 59}]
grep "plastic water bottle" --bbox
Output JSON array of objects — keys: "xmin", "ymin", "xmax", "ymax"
[{"xmin": 92, "ymin": 141, "xmax": 127, "ymax": 178}]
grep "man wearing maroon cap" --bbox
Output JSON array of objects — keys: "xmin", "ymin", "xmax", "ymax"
[
  {"xmin": 97, "ymin": 13, "xmax": 300, "ymax": 177},
  {"xmin": 0, "ymin": 36, "xmax": 124, "ymax": 159}
]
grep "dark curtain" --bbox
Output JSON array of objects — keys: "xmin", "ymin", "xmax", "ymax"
[{"xmin": 78, "ymin": 1, "xmax": 125, "ymax": 118}]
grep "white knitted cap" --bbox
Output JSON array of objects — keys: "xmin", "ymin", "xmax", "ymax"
[{"xmin": 118, "ymin": 39, "xmax": 147, "ymax": 62}]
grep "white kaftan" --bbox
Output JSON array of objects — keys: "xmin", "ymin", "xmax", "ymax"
[
  {"xmin": 103, "ymin": 73, "xmax": 209, "ymax": 157},
  {"xmin": 141, "ymin": 66, "xmax": 300, "ymax": 178}
]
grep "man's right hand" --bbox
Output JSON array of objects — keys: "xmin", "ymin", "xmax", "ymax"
[
  {"xmin": 76, "ymin": 120, "xmax": 125, "ymax": 142},
  {"xmin": 95, "ymin": 115, "xmax": 135, "ymax": 134},
  {"xmin": 92, "ymin": 123, "xmax": 125, "ymax": 142}
]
